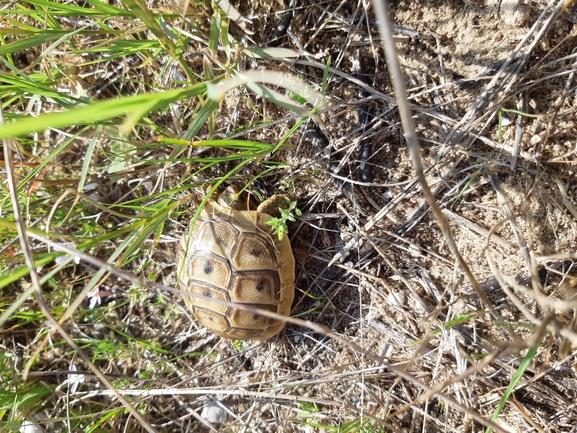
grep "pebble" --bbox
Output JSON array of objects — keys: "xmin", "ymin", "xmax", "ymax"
[
  {"xmin": 201, "ymin": 401, "xmax": 229, "ymax": 424},
  {"xmin": 387, "ymin": 291, "xmax": 406, "ymax": 306}
]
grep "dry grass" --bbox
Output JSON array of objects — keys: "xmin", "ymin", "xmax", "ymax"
[{"xmin": 1, "ymin": 0, "xmax": 577, "ymax": 432}]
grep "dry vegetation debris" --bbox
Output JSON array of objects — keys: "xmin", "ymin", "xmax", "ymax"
[{"xmin": 2, "ymin": 0, "xmax": 577, "ymax": 432}]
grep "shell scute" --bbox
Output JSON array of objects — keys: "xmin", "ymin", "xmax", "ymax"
[
  {"xmin": 194, "ymin": 308, "xmax": 230, "ymax": 333},
  {"xmin": 187, "ymin": 252, "xmax": 231, "ymax": 289},
  {"xmin": 193, "ymin": 220, "xmax": 237, "ymax": 257},
  {"xmin": 231, "ymin": 234, "xmax": 277, "ymax": 271},
  {"xmin": 185, "ymin": 283, "xmax": 230, "ymax": 314},
  {"xmin": 228, "ymin": 306, "xmax": 275, "ymax": 330},
  {"xmin": 230, "ymin": 270, "xmax": 280, "ymax": 304}
]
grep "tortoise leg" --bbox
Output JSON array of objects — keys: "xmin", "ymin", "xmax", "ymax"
[{"xmin": 257, "ymin": 194, "xmax": 290, "ymax": 218}]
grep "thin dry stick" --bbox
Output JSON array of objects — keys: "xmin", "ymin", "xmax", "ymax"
[
  {"xmin": 488, "ymin": 174, "xmax": 532, "ymax": 268},
  {"xmin": 77, "ymin": 388, "xmax": 339, "ymax": 407},
  {"xmin": 0, "ymin": 113, "xmax": 158, "ymax": 433}
]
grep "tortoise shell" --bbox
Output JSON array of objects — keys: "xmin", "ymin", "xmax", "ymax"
[{"xmin": 177, "ymin": 192, "xmax": 295, "ymax": 340}]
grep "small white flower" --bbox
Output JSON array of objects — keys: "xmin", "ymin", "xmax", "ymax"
[
  {"xmin": 53, "ymin": 243, "xmax": 80, "ymax": 265},
  {"xmin": 86, "ymin": 287, "xmax": 110, "ymax": 309},
  {"xmin": 20, "ymin": 420, "xmax": 44, "ymax": 433},
  {"xmin": 55, "ymin": 364, "xmax": 85, "ymax": 394},
  {"xmin": 68, "ymin": 365, "xmax": 85, "ymax": 394},
  {"xmin": 83, "ymin": 182, "xmax": 101, "ymax": 201}
]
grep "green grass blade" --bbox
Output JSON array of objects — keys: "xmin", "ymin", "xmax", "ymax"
[
  {"xmin": 485, "ymin": 338, "xmax": 543, "ymax": 433},
  {"xmin": 0, "ymin": 84, "xmax": 206, "ymax": 139}
]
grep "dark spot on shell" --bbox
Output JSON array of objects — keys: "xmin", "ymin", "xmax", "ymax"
[
  {"xmin": 250, "ymin": 247, "xmax": 263, "ymax": 257},
  {"xmin": 256, "ymin": 280, "xmax": 266, "ymax": 291},
  {"xmin": 253, "ymin": 314, "xmax": 260, "ymax": 320},
  {"xmin": 202, "ymin": 290, "xmax": 212, "ymax": 297},
  {"xmin": 203, "ymin": 260, "xmax": 213, "ymax": 274}
]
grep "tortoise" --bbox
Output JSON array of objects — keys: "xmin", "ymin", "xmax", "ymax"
[{"xmin": 177, "ymin": 185, "xmax": 295, "ymax": 340}]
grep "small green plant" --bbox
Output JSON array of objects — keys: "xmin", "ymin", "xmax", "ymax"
[
  {"xmin": 232, "ymin": 339, "xmax": 245, "ymax": 352},
  {"xmin": 496, "ymin": 106, "xmax": 538, "ymax": 141},
  {"xmin": 265, "ymin": 197, "xmax": 302, "ymax": 241},
  {"xmin": 295, "ymin": 401, "xmax": 319, "ymax": 424}
]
